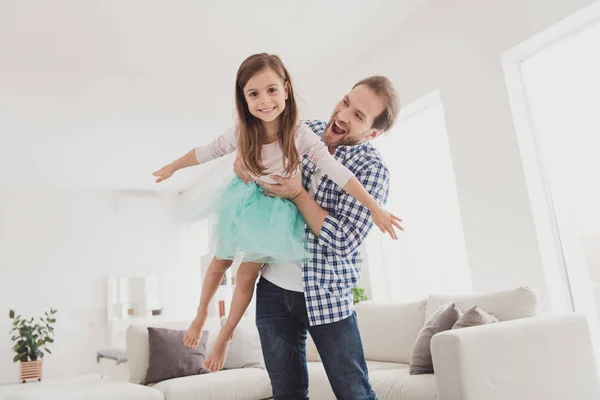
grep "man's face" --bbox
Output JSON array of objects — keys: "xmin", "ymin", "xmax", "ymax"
[{"xmin": 322, "ymin": 84, "xmax": 386, "ymax": 149}]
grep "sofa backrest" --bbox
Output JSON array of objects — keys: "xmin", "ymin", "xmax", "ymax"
[
  {"xmin": 355, "ymin": 299, "xmax": 427, "ymax": 364},
  {"xmin": 126, "ymin": 317, "xmax": 222, "ymax": 384},
  {"xmin": 425, "ymin": 286, "xmax": 538, "ymax": 322}
]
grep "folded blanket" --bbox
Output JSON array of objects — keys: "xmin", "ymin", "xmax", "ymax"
[{"xmin": 97, "ymin": 348, "xmax": 127, "ymax": 365}]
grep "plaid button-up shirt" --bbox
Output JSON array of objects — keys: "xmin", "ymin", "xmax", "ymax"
[{"xmin": 301, "ymin": 120, "xmax": 390, "ymax": 326}]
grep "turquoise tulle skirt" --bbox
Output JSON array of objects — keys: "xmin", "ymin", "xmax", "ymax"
[{"xmin": 197, "ymin": 177, "xmax": 308, "ymax": 263}]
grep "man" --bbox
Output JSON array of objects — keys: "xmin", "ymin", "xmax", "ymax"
[{"xmin": 235, "ymin": 76, "xmax": 400, "ymax": 400}]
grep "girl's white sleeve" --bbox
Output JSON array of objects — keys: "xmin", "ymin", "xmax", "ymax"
[
  {"xmin": 295, "ymin": 124, "xmax": 353, "ymax": 187},
  {"xmin": 194, "ymin": 126, "xmax": 238, "ymax": 164}
]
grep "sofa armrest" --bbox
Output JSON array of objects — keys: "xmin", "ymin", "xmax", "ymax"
[{"xmin": 431, "ymin": 313, "xmax": 600, "ymax": 400}]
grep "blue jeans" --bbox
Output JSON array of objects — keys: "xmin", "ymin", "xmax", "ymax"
[{"xmin": 255, "ymin": 277, "xmax": 378, "ymax": 400}]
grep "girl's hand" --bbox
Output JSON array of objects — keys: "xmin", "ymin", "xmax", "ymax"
[
  {"xmin": 371, "ymin": 206, "xmax": 404, "ymax": 240},
  {"xmin": 233, "ymin": 155, "xmax": 253, "ymax": 184},
  {"xmin": 153, "ymin": 163, "xmax": 176, "ymax": 183},
  {"xmin": 258, "ymin": 174, "xmax": 303, "ymax": 200}
]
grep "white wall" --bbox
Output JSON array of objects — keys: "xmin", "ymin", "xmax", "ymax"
[
  {"xmin": 298, "ymin": 0, "xmax": 597, "ymax": 312},
  {"xmin": 0, "ymin": 185, "xmax": 195, "ymax": 384}
]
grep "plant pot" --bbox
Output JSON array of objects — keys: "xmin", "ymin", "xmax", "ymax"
[{"xmin": 19, "ymin": 360, "xmax": 42, "ymax": 383}]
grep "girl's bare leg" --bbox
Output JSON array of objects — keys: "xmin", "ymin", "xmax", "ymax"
[
  {"xmin": 183, "ymin": 256, "xmax": 233, "ymax": 348},
  {"xmin": 203, "ymin": 261, "xmax": 263, "ymax": 372}
]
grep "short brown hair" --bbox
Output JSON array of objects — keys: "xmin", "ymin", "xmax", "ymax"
[
  {"xmin": 235, "ymin": 53, "xmax": 300, "ymax": 177},
  {"xmin": 352, "ymin": 76, "xmax": 399, "ymax": 132}
]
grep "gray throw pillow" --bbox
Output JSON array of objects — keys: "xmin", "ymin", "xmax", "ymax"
[
  {"xmin": 452, "ymin": 304, "xmax": 499, "ymax": 329},
  {"xmin": 145, "ymin": 327, "xmax": 210, "ymax": 385},
  {"xmin": 409, "ymin": 303, "xmax": 461, "ymax": 375}
]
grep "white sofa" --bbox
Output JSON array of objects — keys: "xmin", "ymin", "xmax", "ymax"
[
  {"xmin": 8, "ymin": 287, "xmax": 600, "ymax": 400},
  {"xmin": 123, "ymin": 286, "xmax": 600, "ymax": 400}
]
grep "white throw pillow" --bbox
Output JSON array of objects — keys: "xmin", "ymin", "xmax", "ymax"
[
  {"xmin": 355, "ymin": 299, "xmax": 427, "ymax": 364},
  {"xmin": 425, "ymin": 286, "xmax": 538, "ymax": 322},
  {"xmin": 222, "ymin": 316, "xmax": 265, "ymax": 370}
]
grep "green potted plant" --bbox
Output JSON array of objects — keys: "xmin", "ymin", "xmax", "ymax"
[
  {"xmin": 8, "ymin": 308, "xmax": 57, "ymax": 382},
  {"xmin": 352, "ymin": 287, "xmax": 368, "ymax": 304}
]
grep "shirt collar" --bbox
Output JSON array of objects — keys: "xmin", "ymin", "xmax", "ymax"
[{"xmin": 333, "ymin": 141, "xmax": 370, "ymax": 160}]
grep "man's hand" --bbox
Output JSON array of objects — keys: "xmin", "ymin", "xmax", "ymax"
[
  {"xmin": 371, "ymin": 206, "xmax": 404, "ymax": 240},
  {"xmin": 260, "ymin": 174, "xmax": 328, "ymax": 236},
  {"xmin": 153, "ymin": 163, "xmax": 176, "ymax": 183},
  {"xmin": 233, "ymin": 155, "xmax": 253, "ymax": 184},
  {"xmin": 257, "ymin": 174, "xmax": 303, "ymax": 200}
]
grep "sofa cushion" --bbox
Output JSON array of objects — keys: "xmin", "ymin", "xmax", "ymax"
[
  {"xmin": 5, "ymin": 381, "xmax": 164, "ymax": 400},
  {"xmin": 151, "ymin": 368, "xmax": 271, "ymax": 400},
  {"xmin": 355, "ymin": 299, "xmax": 426, "ymax": 364},
  {"xmin": 306, "ymin": 361, "xmax": 437, "ymax": 400},
  {"xmin": 145, "ymin": 327, "xmax": 209, "ymax": 384},
  {"xmin": 410, "ymin": 303, "xmax": 461, "ymax": 374},
  {"xmin": 222, "ymin": 317, "xmax": 265, "ymax": 370},
  {"xmin": 127, "ymin": 317, "xmax": 222, "ymax": 385},
  {"xmin": 305, "ymin": 361, "xmax": 342, "ymax": 400},
  {"xmin": 426, "ymin": 286, "xmax": 537, "ymax": 322},
  {"xmin": 370, "ymin": 366, "xmax": 438, "ymax": 400},
  {"xmin": 453, "ymin": 305, "xmax": 499, "ymax": 329}
]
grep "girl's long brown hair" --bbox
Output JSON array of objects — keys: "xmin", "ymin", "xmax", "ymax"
[{"xmin": 235, "ymin": 53, "xmax": 300, "ymax": 177}]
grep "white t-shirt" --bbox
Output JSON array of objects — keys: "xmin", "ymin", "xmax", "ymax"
[{"xmin": 260, "ymin": 167, "xmax": 326, "ymax": 292}]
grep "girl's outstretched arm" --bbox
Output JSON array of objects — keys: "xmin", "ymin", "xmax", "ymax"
[
  {"xmin": 153, "ymin": 149, "xmax": 199, "ymax": 183},
  {"xmin": 153, "ymin": 126, "xmax": 238, "ymax": 183}
]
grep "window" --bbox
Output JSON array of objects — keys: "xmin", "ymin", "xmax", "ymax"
[
  {"xmin": 367, "ymin": 91, "xmax": 471, "ymax": 302},
  {"xmin": 503, "ymin": 0, "xmax": 600, "ymax": 361}
]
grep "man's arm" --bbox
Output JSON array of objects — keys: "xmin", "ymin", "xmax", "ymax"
[
  {"xmin": 256, "ymin": 173, "xmax": 328, "ymax": 234},
  {"xmin": 295, "ymin": 123, "xmax": 399, "ymax": 239},
  {"xmin": 263, "ymin": 162, "xmax": 391, "ymax": 258},
  {"xmin": 290, "ymin": 189, "xmax": 328, "ymax": 234},
  {"xmin": 310, "ymin": 164, "xmax": 390, "ymax": 257}
]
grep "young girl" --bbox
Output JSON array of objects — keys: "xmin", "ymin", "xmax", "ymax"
[{"xmin": 153, "ymin": 53, "xmax": 401, "ymax": 372}]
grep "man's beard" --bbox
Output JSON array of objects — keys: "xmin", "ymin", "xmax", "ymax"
[{"xmin": 324, "ymin": 121, "xmax": 366, "ymax": 148}]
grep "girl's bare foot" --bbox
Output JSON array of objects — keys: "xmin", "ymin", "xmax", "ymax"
[
  {"xmin": 183, "ymin": 312, "xmax": 207, "ymax": 348},
  {"xmin": 203, "ymin": 332, "xmax": 232, "ymax": 372}
]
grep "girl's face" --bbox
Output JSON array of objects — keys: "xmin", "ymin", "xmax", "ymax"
[{"xmin": 243, "ymin": 68, "xmax": 288, "ymax": 124}]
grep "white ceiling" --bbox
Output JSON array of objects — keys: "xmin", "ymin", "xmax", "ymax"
[{"xmin": 0, "ymin": 0, "xmax": 426, "ymax": 193}]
